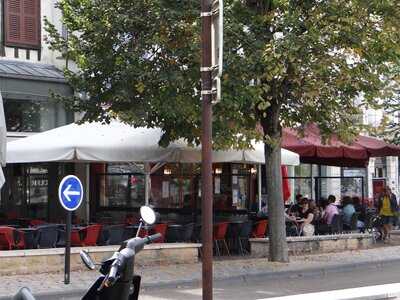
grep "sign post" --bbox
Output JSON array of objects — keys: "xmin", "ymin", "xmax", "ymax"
[{"xmin": 58, "ymin": 175, "xmax": 84, "ymax": 285}]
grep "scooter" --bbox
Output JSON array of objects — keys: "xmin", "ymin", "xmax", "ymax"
[
  {"xmin": 13, "ymin": 206, "xmax": 161, "ymax": 300},
  {"xmin": 81, "ymin": 205, "xmax": 160, "ymax": 300}
]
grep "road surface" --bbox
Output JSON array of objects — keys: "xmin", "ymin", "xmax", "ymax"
[{"xmin": 39, "ymin": 260, "xmax": 400, "ymax": 299}]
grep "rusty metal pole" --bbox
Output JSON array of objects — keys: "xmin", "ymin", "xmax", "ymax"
[{"xmin": 201, "ymin": 0, "xmax": 213, "ymax": 298}]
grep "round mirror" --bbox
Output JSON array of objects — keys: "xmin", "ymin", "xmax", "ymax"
[
  {"xmin": 80, "ymin": 250, "xmax": 96, "ymax": 270},
  {"xmin": 140, "ymin": 206, "xmax": 156, "ymax": 225}
]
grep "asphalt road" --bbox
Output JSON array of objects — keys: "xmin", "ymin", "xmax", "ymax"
[
  {"xmin": 39, "ymin": 260, "xmax": 400, "ymax": 300},
  {"xmin": 141, "ymin": 261, "xmax": 400, "ymax": 300}
]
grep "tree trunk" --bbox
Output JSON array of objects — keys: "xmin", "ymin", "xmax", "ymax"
[{"xmin": 261, "ymin": 102, "xmax": 288, "ymax": 262}]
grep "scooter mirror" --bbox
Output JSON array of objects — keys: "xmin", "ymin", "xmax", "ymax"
[
  {"xmin": 140, "ymin": 206, "xmax": 156, "ymax": 225},
  {"xmin": 80, "ymin": 250, "xmax": 96, "ymax": 270}
]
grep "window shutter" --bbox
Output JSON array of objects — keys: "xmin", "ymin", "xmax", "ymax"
[
  {"xmin": 22, "ymin": 0, "xmax": 40, "ymax": 46},
  {"xmin": 5, "ymin": 0, "xmax": 40, "ymax": 48},
  {"xmin": 5, "ymin": 0, "xmax": 22, "ymax": 44}
]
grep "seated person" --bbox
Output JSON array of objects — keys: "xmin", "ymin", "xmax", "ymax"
[
  {"xmin": 342, "ymin": 196, "xmax": 355, "ymax": 226},
  {"xmin": 297, "ymin": 199, "xmax": 315, "ymax": 236},
  {"xmin": 257, "ymin": 201, "xmax": 268, "ymax": 218},
  {"xmin": 288, "ymin": 194, "xmax": 303, "ymax": 216},
  {"xmin": 322, "ymin": 195, "xmax": 339, "ymax": 225},
  {"xmin": 309, "ymin": 200, "xmax": 322, "ymax": 223},
  {"xmin": 353, "ymin": 196, "xmax": 366, "ymax": 222}
]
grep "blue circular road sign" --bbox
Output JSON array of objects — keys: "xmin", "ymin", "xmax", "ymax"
[{"xmin": 58, "ymin": 175, "xmax": 84, "ymax": 211}]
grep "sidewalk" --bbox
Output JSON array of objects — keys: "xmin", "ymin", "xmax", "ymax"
[{"xmin": 2, "ymin": 244, "xmax": 400, "ymax": 299}]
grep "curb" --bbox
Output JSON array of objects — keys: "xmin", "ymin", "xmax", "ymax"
[{"xmin": 3, "ymin": 257, "xmax": 400, "ymax": 299}]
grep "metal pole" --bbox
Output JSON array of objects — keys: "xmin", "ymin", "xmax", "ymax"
[
  {"xmin": 64, "ymin": 210, "xmax": 71, "ymax": 284},
  {"xmin": 258, "ymin": 165, "xmax": 262, "ymax": 211},
  {"xmin": 201, "ymin": 0, "xmax": 213, "ymax": 298},
  {"xmin": 85, "ymin": 163, "xmax": 90, "ymax": 224},
  {"xmin": 144, "ymin": 163, "xmax": 151, "ymax": 206}
]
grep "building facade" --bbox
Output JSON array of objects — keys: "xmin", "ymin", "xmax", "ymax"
[{"xmin": 0, "ymin": 0, "xmax": 74, "ymax": 220}]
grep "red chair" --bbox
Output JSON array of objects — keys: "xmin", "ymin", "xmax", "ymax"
[
  {"xmin": 150, "ymin": 223, "xmax": 168, "ymax": 243},
  {"xmin": 71, "ymin": 224, "xmax": 102, "ymax": 246},
  {"xmin": 213, "ymin": 222, "xmax": 230, "ymax": 256},
  {"xmin": 136, "ymin": 226, "xmax": 149, "ymax": 238},
  {"xmin": 6, "ymin": 211, "xmax": 18, "ymax": 220},
  {"xmin": 252, "ymin": 220, "xmax": 268, "ymax": 238},
  {"xmin": 0, "ymin": 227, "xmax": 25, "ymax": 250}
]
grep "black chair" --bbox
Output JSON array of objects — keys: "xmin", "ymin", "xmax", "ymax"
[
  {"xmin": 192, "ymin": 224, "xmax": 202, "ymax": 243},
  {"xmin": 122, "ymin": 226, "xmax": 136, "ymax": 241},
  {"xmin": 330, "ymin": 214, "xmax": 343, "ymax": 234},
  {"xmin": 22, "ymin": 231, "xmax": 38, "ymax": 249},
  {"xmin": 181, "ymin": 223, "xmax": 195, "ymax": 242},
  {"xmin": 36, "ymin": 225, "xmax": 59, "ymax": 248},
  {"xmin": 56, "ymin": 229, "xmax": 66, "ymax": 247},
  {"xmin": 166, "ymin": 225, "xmax": 183, "ymax": 243},
  {"xmin": 104, "ymin": 225, "xmax": 125, "ymax": 245},
  {"xmin": 225, "ymin": 222, "xmax": 243, "ymax": 254},
  {"xmin": 316, "ymin": 214, "xmax": 342, "ymax": 235},
  {"xmin": 238, "ymin": 221, "xmax": 253, "ymax": 255},
  {"xmin": 348, "ymin": 213, "xmax": 359, "ymax": 232}
]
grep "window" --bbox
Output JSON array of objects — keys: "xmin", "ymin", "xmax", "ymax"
[
  {"xmin": 4, "ymin": 99, "xmax": 72, "ymax": 132},
  {"xmin": 97, "ymin": 164, "xmax": 146, "ymax": 208},
  {"xmin": 5, "ymin": 0, "xmax": 40, "ymax": 48}
]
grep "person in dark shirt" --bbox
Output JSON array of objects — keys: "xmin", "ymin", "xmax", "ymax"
[
  {"xmin": 288, "ymin": 194, "xmax": 303, "ymax": 216},
  {"xmin": 297, "ymin": 199, "xmax": 315, "ymax": 236}
]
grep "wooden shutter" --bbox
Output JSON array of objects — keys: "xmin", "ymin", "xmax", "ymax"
[{"xmin": 5, "ymin": 0, "xmax": 40, "ymax": 48}]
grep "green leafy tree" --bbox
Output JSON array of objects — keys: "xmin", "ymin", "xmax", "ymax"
[{"xmin": 46, "ymin": 0, "xmax": 400, "ymax": 262}]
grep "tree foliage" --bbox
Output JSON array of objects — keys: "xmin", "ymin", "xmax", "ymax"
[
  {"xmin": 46, "ymin": 0, "xmax": 400, "ymax": 261},
  {"xmin": 46, "ymin": 0, "xmax": 400, "ymax": 144}
]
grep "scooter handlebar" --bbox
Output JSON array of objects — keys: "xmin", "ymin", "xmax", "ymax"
[
  {"xmin": 146, "ymin": 233, "xmax": 161, "ymax": 243},
  {"xmin": 106, "ymin": 264, "xmax": 119, "ymax": 287},
  {"xmin": 105, "ymin": 233, "xmax": 162, "ymax": 287}
]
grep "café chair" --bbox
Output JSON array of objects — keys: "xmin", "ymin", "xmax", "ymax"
[
  {"xmin": 104, "ymin": 224, "xmax": 125, "ymax": 245},
  {"xmin": 36, "ymin": 225, "xmax": 59, "ymax": 248},
  {"xmin": 213, "ymin": 222, "xmax": 230, "ymax": 256},
  {"xmin": 181, "ymin": 223, "xmax": 195, "ymax": 243},
  {"xmin": 238, "ymin": 221, "xmax": 253, "ymax": 255},
  {"xmin": 150, "ymin": 223, "xmax": 168, "ymax": 243},
  {"xmin": 71, "ymin": 224, "xmax": 102, "ymax": 246},
  {"xmin": 252, "ymin": 220, "xmax": 268, "ymax": 238},
  {"xmin": 0, "ymin": 226, "xmax": 25, "ymax": 250}
]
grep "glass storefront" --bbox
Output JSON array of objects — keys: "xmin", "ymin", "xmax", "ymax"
[
  {"xmin": 0, "ymin": 164, "xmax": 49, "ymax": 219},
  {"xmin": 97, "ymin": 163, "xmax": 146, "ymax": 209},
  {"xmin": 94, "ymin": 163, "xmax": 253, "ymax": 212}
]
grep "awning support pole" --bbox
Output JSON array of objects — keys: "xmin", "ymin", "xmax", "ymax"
[{"xmin": 144, "ymin": 163, "xmax": 151, "ymax": 206}]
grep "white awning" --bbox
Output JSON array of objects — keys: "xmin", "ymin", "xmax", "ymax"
[
  {"xmin": 6, "ymin": 121, "xmax": 300, "ymax": 166},
  {"xmin": 0, "ymin": 92, "xmax": 6, "ymax": 188}
]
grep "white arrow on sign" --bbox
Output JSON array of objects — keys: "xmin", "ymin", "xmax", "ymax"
[{"xmin": 63, "ymin": 184, "xmax": 81, "ymax": 202}]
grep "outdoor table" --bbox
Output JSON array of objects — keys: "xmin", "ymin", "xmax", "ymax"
[{"xmin": 167, "ymin": 224, "xmax": 183, "ymax": 228}]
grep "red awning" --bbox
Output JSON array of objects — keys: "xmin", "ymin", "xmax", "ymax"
[
  {"xmin": 282, "ymin": 124, "xmax": 400, "ymax": 167},
  {"xmin": 353, "ymin": 135, "xmax": 400, "ymax": 157}
]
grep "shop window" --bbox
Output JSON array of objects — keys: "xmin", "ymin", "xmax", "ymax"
[
  {"xmin": 294, "ymin": 164, "xmax": 312, "ymax": 177},
  {"xmin": 150, "ymin": 175, "xmax": 195, "ymax": 209},
  {"xmin": 212, "ymin": 164, "xmax": 251, "ymax": 211},
  {"xmin": 98, "ymin": 174, "xmax": 145, "ymax": 209},
  {"xmin": 11, "ymin": 164, "xmax": 48, "ymax": 219}
]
